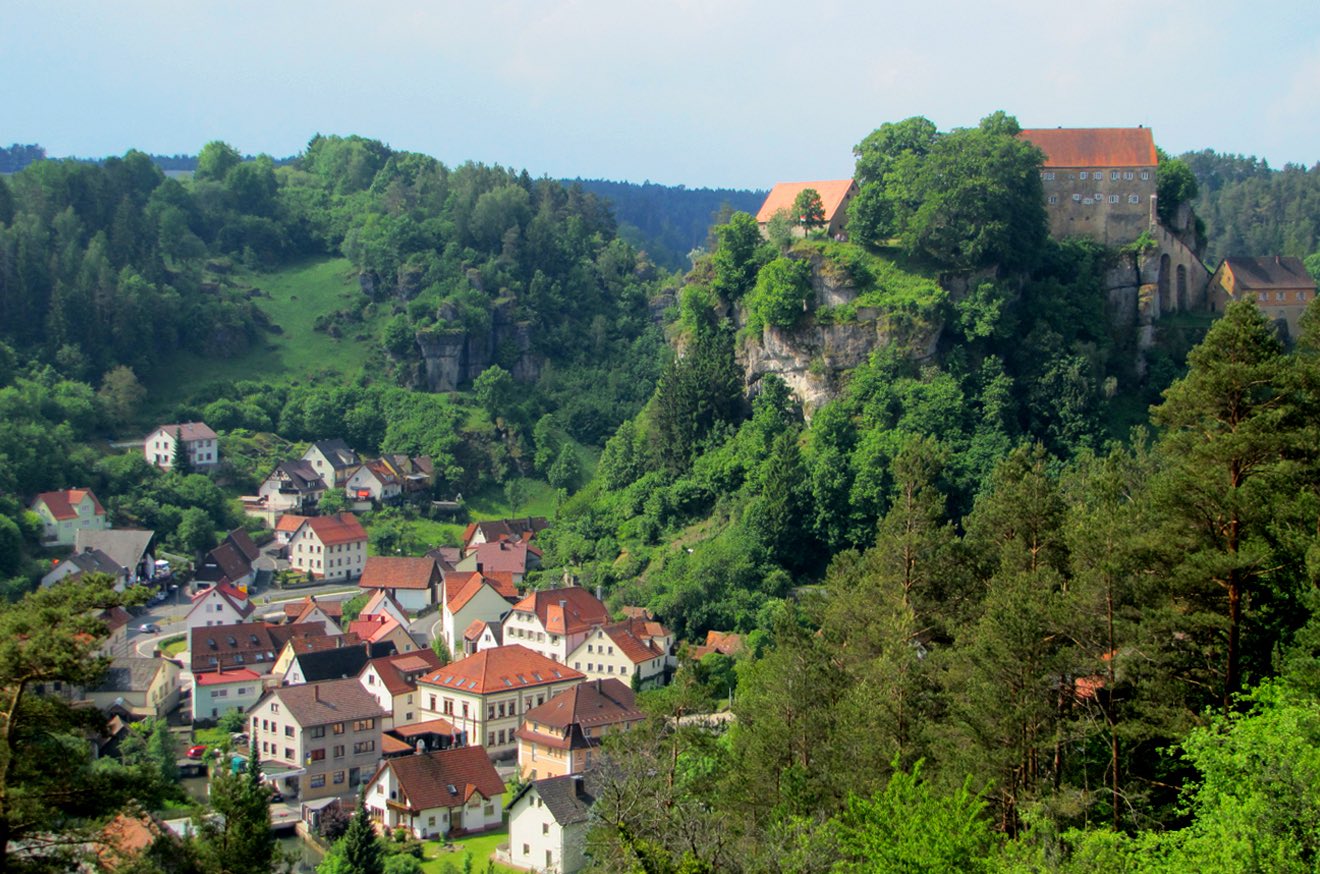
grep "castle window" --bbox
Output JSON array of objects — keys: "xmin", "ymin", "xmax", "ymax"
[
  {"xmin": 1072, "ymin": 193, "xmax": 1082, "ymax": 202},
  {"xmin": 1111, "ymin": 170, "xmax": 1120, "ymax": 181},
  {"xmin": 1048, "ymin": 195, "xmax": 1058, "ymax": 205},
  {"xmin": 1140, "ymin": 170, "xmax": 1151, "ymax": 181},
  {"xmin": 1042, "ymin": 171, "xmax": 1055, "ymax": 181},
  {"xmin": 1109, "ymin": 194, "xmax": 1119, "ymax": 204},
  {"xmin": 1124, "ymin": 171, "xmax": 1134, "ymax": 180},
  {"xmin": 1129, "ymin": 195, "xmax": 1140, "ymax": 204},
  {"xmin": 1095, "ymin": 193, "xmax": 1103, "ymax": 202}
]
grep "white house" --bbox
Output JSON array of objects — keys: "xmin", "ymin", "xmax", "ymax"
[
  {"xmin": 84, "ymin": 656, "xmax": 181, "ymax": 719},
  {"xmin": 345, "ymin": 460, "xmax": 402, "ymax": 505},
  {"xmin": 358, "ymin": 556, "xmax": 441, "ymax": 613},
  {"xmin": 358, "ymin": 590, "xmax": 410, "ymax": 628},
  {"xmin": 441, "ymin": 571, "xmax": 518, "ymax": 658},
  {"xmin": 144, "ymin": 422, "xmax": 219, "ymax": 470},
  {"xmin": 501, "ymin": 587, "xmax": 610, "ymax": 664},
  {"xmin": 415, "ymin": 645, "xmax": 583, "ymax": 761},
  {"xmin": 567, "ymin": 619, "xmax": 673, "ymax": 690},
  {"xmin": 506, "ymin": 774, "xmax": 595, "ymax": 874},
  {"xmin": 363, "ymin": 746, "xmax": 505, "ymax": 839},
  {"xmin": 192, "ymin": 668, "xmax": 264, "ymax": 722},
  {"xmin": 287, "ymin": 514, "xmax": 368, "ymax": 582},
  {"xmin": 257, "ymin": 461, "xmax": 327, "ymax": 515},
  {"xmin": 301, "ymin": 439, "xmax": 360, "ymax": 488},
  {"xmin": 359, "ymin": 650, "xmax": 445, "ymax": 725},
  {"xmin": 30, "ymin": 488, "xmax": 107, "ymax": 546},
  {"xmin": 185, "ymin": 583, "xmax": 254, "ymax": 634}
]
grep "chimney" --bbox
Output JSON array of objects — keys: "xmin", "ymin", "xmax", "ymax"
[
  {"xmin": 596, "ymin": 585, "xmax": 603, "ymax": 602},
  {"xmin": 313, "ymin": 685, "xmax": 320, "ymax": 701}
]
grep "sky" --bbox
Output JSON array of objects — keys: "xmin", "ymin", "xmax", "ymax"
[{"xmin": 5, "ymin": 0, "xmax": 1320, "ymax": 190}]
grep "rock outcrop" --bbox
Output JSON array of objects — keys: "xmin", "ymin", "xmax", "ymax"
[{"xmin": 413, "ymin": 298, "xmax": 540, "ymax": 392}]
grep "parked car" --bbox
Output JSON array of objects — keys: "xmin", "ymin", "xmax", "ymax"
[
  {"xmin": 138, "ymin": 623, "xmax": 160, "ymax": 634},
  {"xmin": 231, "ymin": 732, "xmax": 249, "ymax": 746},
  {"xmin": 185, "ymin": 744, "xmax": 207, "ymax": 759}
]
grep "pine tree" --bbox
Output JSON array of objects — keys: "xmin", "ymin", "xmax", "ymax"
[
  {"xmin": 197, "ymin": 748, "xmax": 275, "ymax": 874},
  {"xmin": 173, "ymin": 426, "xmax": 194, "ymax": 475},
  {"xmin": 323, "ymin": 800, "xmax": 384, "ymax": 874}
]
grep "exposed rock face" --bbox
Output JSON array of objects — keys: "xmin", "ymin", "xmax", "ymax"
[
  {"xmin": 736, "ymin": 257, "xmax": 942, "ymax": 416},
  {"xmin": 413, "ymin": 300, "xmax": 540, "ymax": 392}
]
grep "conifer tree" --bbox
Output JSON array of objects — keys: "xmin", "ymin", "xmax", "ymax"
[{"xmin": 197, "ymin": 748, "xmax": 275, "ymax": 874}]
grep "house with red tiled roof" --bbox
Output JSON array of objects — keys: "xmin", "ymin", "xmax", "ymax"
[
  {"xmin": 193, "ymin": 667, "xmax": 264, "ymax": 722},
  {"xmin": 463, "ymin": 620, "xmax": 502, "ymax": 655},
  {"xmin": 1017, "ymin": 127, "xmax": 1158, "ymax": 245},
  {"xmin": 95, "ymin": 807, "xmax": 180, "ymax": 872},
  {"xmin": 416, "ymin": 645, "xmax": 584, "ymax": 760},
  {"xmin": 441, "ymin": 571, "xmax": 520, "ymax": 659},
  {"xmin": 567, "ymin": 618, "xmax": 673, "ymax": 690},
  {"xmin": 282, "ymin": 595, "xmax": 343, "ymax": 635},
  {"xmin": 383, "ymin": 717, "xmax": 461, "ymax": 757},
  {"xmin": 1210, "ymin": 256, "xmax": 1318, "ymax": 339},
  {"xmin": 360, "ymin": 589, "xmax": 410, "ymax": 628},
  {"xmin": 185, "ymin": 582, "xmax": 254, "ymax": 633},
  {"xmin": 515, "ymin": 678, "xmax": 643, "ymax": 780},
  {"xmin": 462, "ymin": 517, "xmax": 549, "ymax": 549},
  {"xmin": 274, "ymin": 514, "xmax": 309, "ymax": 546},
  {"xmin": 756, "ymin": 179, "xmax": 858, "ymax": 239},
  {"xmin": 190, "ymin": 621, "xmax": 326, "ymax": 675},
  {"xmin": 501, "ymin": 587, "xmax": 610, "ymax": 664},
  {"xmin": 248, "ymin": 678, "xmax": 388, "ymax": 801},
  {"xmin": 364, "ymin": 745, "xmax": 505, "ymax": 839},
  {"xmin": 687, "ymin": 630, "xmax": 745, "ymax": 661},
  {"xmin": 288, "ymin": 514, "xmax": 367, "ymax": 581},
  {"xmin": 358, "ymin": 556, "xmax": 442, "ymax": 612},
  {"xmin": 456, "ymin": 539, "xmax": 541, "ymax": 584},
  {"xmin": 143, "ymin": 421, "xmax": 219, "ymax": 470},
  {"xmin": 348, "ymin": 614, "xmax": 417, "ymax": 655},
  {"xmin": 360, "ymin": 649, "xmax": 446, "ymax": 724},
  {"xmin": 29, "ymin": 488, "xmax": 106, "ymax": 545}
]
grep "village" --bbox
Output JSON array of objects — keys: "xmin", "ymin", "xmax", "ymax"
[{"xmin": 19, "ymin": 125, "xmax": 1320, "ymax": 874}]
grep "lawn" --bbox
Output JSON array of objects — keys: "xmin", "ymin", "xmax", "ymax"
[
  {"xmin": 160, "ymin": 635, "xmax": 186, "ymax": 657},
  {"xmin": 146, "ymin": 256, "xmax": 387, "ymax": 410},
  {"xmin": 420, "ymin": 826, "xmax": 520, "ymax": 874}
]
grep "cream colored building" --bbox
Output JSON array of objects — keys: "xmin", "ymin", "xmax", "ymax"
[
  {"xmin": 501, "ymin": 587, "xmax": 610, "ymax": 664},
  {"xmin": 416, "ymin": 645, "xmax": 583, "ymax": 760},
  {"xmin": 144, "ymin": 422, "xmax": 218, "ymax": 470},
  {"xmin": 359, "ymin": 650, "xmax": 444, "ymax": 725},
  {"xmin": 193, "ymin": 668, "xmax": 264, "ymax": 722},
  {"xmin": 441, "ymin": 571, "xmax": 517, "ymax": 658},
  {"xmin": 287, "ymin": 514, "xmax": 367, "ymax": 582},
  {"xmin": 30, "ymin": 489, "xmax": 106, "ymax": 546},
  {"xmin": 566, "ymin": 619, "xmax": 673, "ymax": 690},
  {"xmin": 364, "ymin": 746, "xmax": 505, "ymax": 839},
  {"xmin": 515, "ymin": 679, "xmax": 643, "ymax": 781},
  {"xmin": 506, "ymin": 775, "xmax": 594, "ymax": 874}
]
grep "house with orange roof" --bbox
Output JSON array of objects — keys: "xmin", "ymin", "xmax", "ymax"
[
  {"xmin": 143, "ymin": 421, "xmax": 218, "ymax": 470},
  {"xmin": 416, "ymin": 644, "xmax": 584, "ymax": 760},
  {"xmin": 193, "ymin": 666, "xmax": 264, "ymax": 722},
  {"xmin": 363, "ymin": 745, "xmax": 506, "ymax": 839},
  {"xmin": 756, "ymin": 179, "xmax": 859, "ymax": 239},
  {"xmin": 515, "ymin": 678, "xmax": 643, "ymax": 780},
  {"xmin": 1017, "ymin": 127, "xmax": 1157, "ymax": 245},
  {"xmin": 185, "ymin": 582, "xmax": 254, "ymax": 633},
  {"xmin": 441, "ymin": 570, "xmax": 520, "ymax": 659},
  {"xmin": 29, "ymin": 488, "xmax": 106, "ymax": 545},
  {"xmin": 359, "ymin": 589, "xmax": 410, "ymax": 628},
  {"xmin": 501, "ymin": 586, "xmax": 611, "ymax": 664},
  {"xmin": 463, "ymin": 620, "xmax": 502, "ymax": 656},
  {"xmin": 461, "ymin": 517, "xmax": 549, "ymax": 549},
  {"xmin": 288, "ymin": 513, "xmax": 367, "ymax": 581},
  {"xmin": 274, "ymin": 514, "xmax": 309, "ymax": 546},
  {"xmin": 360, "ymin": 649, "xmax": 446, "ymax": 725},
  {"xmin": 567, "ymin": 618, "xmax": 674, "ymax": 689},
  {"xmin": 358, "ymin": 556, "xmax": 442, "ymax": 612},
  {"xmin": 95, "ymin": 806, "xmax": 179, "ymax": 872},
  {"xmin": 282, "ymin": 595, "xmax": 343, "ymax": 635},
  {"xmin": 687, "ymin": 630, "xmax": 745, "ymax": 660},
  {"xmin": 348, "ymin": 613, "xmax": 418, "ymax": 655}
]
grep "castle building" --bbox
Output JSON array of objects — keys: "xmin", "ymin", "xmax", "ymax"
[
  {"xmin": 1209, "ymin": 256, "xmax": 1317, "ymax": 340},
  {"xmin": 1017, "ymin": 127, "xmax": 1158, "ymax": 246}
]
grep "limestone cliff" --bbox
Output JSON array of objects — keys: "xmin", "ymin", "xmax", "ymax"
[{"xmin": 734, "ymin": 253, "xmax": 943, "ymax": 416}]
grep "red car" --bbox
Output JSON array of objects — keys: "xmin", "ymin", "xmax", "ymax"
[{"xmin": 186, "ymin": 744, "xmax": 207, "ymax": 759}]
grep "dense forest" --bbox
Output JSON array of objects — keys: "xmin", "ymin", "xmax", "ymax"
[{"xmin": 3, "ymin": 114, "xmax": 1320, "ymax": 872}]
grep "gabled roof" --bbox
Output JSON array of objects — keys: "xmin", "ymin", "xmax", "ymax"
[
  {"xmin": 521, "ymin": 678, "xmax": 641, "ymax": 731},
  {"xmin": 588, "ymin": 620, "xmax": 667, "ymax": 665},
  {"xmin": 227, "ymin": 528, "xmax": 260, "ymax": 562},
  {"xmin": 360, "ymin": 590, "xmax": 409, "ymax": 624},
  {"xmin": 348, "ymin": 615, "xmax": 406, "ymax": 645},
  {"xmin": 297, "ymin": 514, "xmax": 367, "ymax": 547},
  {"xmin": 464, "ymin": 619, "xmax": 498, "ymax": 642},
  {"xmin": 446, "ymin": 572, "xmax": 517, "ymax": 614},
  {"xmin": 267, "ymin": 460, "xmax": 326, "ymax": 493},
  {"xmin": 74, "ymin": 529, "xmax": 153, "ymax": 573},
  {"xmin": 194, "ymin": 667, "xmax": 263, "ymax": 686},
  {"xmin": 284, "ymin": 596, "xmax": 344, "ymax": 621},
  {"xmin": 462, "ymin": 517, "xmax": 549, "ymax": 546},
  {"xmin": 190, "ymin": 622, "xmax": 324, "ymax": 673},
  {"xmin": 281, "ymin": 632, "xmax": 363, "ymax": 658},
  {"xmin": 419, "ymin": 644, "xmax": 584, "ymax": 695},
  {"xmin": 1220, "ymin": 256, "xmax": 1317, "ymax": 291},
  {"xmin": 190, "ymin": 582, "xmax": 253, "ymax": 619},
  {"xmin": 97, "ymin": 808, "xmax": 176, "ymax": 871},
  {"xmin": 275, "ymin": 514, "xmax": 309, "ymax": 535},
  {"xmin": 291, "ymin": 642, "xmax": 374, "ymax": 682},
  {"xmin": 466, "ymin": 539, "xmax": 539, "ymax": 576},
  {"xmin": 510, "ymin": 587, "xmax": 609, "ymax": 636},
  {"xmin": 94, "ymin": 657, "xmax": 171, "ymax": 694},
  {"xmin": 756, "ymin": 179, "xmax": 857, "ymax": 224},
  {"xmin": 196, "ymin": 542, "xmax": 254, "ymax": 587},
  {"xmin": 360, "ymin": 556, "xmax": 439, "ymax": 591},
  {"xmin": 308, "ymin": 439, "xmax": 360, "ymax": 469},
  {"xmin": 98, "ymin": 606, "xmax": 133, "ymax": 633},
  {"xmin": 390, "ymin": 717, "xmax": 458, "ymax": 739},
  {"xmin": 690, "ymin": 630, "xmax": 744, "ymax": 660},
  {"xmin": 59, "ymin": 547, "xmax": 121, "ymax": 578},
  {"xmin": 512, "ymin": 774, "xmax": 595, "ymax": 827},
  {"xmin": 149, "ymin": 422, "xmax": 217, "ymax": 442},
  {"xmin": 1017, "ymin": 127, "xmax": 1157, "ymax": 168},
  {"xmin": 364, "ymin": 649, "xmax": 444, "ymax": 696},
  {"xmin": 267, "ymin": 677, "xmax": 386, "ymax": 727},
  {"xmin": 32, "ymin": 488, "xmax": 104, "ymax": 521},
  {"xmin": 373, "ymin": 746, "xmax": 504, "ymax": 811},
  {"xmin": 427, "ymin": 547, "xmax": 463, "ymax": 571}
]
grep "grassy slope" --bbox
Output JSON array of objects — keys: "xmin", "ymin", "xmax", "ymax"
[{"xmin": 146, "ymin": 256, "xmax": 384, "ymax": 410}]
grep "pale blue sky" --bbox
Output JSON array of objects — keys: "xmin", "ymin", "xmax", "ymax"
[{"xmin": 4, "ymin": 0, "xmax": 1318, "ymax": 189}]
